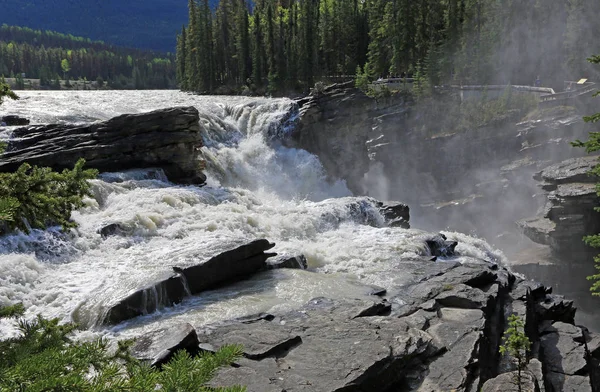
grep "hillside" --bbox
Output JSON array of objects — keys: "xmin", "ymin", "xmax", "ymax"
[
  {"xmin": 1, "ymin": 0, "xmax": 215, "ymax": 52},
  {"xmin": 0, "ymin": 25, "xmax": 176, "ymax": 89}
]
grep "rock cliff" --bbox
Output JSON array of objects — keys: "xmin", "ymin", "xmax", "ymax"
[
  {"xmin": 290, "ymin": 82, "xmax": 374, "ymax": 193},
  {"xmin": 0, "ymin": 106, "xmax": 206, "ymax": 184},
  {"xmin": 292, "ymin": 87, "xmax": 593, "ymax": 246},
  {"xmin": 519, "ymin": 156, "xmax": 600, "ymax": 259}
]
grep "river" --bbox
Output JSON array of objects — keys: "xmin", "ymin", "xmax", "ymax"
[{"xmin": 0, "ymin": 90, "xmax": 505, "ymax": 340}]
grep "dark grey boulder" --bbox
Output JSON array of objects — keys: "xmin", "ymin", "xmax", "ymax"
[
  {"xmin": 434, "ymin": 283, "xmax": 491, "ymax": 309},
  {"xmin": 376, "ymin": 200, "xmax": 410, "ymax": 228},
  {"xmin": 1, "ymin": 115, "xmax": 29, "ymax": 126},
  {"xmin": 0, "ymin": 106, "xmax": 206, "ymax": 184},
  {"xmin": 180, "ymin": 239, "xmax": 276, "ymax": 294},
  {"xmin": 98, "ymin": 223, "xmax": 128, "ymax": 238},
  {"xmin": 536, "ymin": 294, "xmax": 576, "ymax": 324},
  {"xmin": 103, "ymin": 239, "xmax": 277, "ymax": 325},
  {"xmin": 265, "ymin": 254, "xmax": 308, "ymax": 270},
  {"xmin": 425, "ymin": 233, "xmax": 458, "ymax": 257},
  {"xmin": 131, "ymin": 323, "xmax": 200, "ymax": 368}
]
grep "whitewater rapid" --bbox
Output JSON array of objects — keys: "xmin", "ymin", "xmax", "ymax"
[{"xmin": 0, "ymin": 90, "xmax": 505, "ymax": 340}]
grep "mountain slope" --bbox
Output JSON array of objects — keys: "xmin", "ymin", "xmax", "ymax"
[{"xmin": 1, "ymin": 0, "xmax": 214, "ymax": 52}]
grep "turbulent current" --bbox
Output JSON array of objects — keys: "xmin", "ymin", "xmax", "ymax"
[{"xmin": 0, "ymin": 90, "xmax": 504, "ymax": 340}]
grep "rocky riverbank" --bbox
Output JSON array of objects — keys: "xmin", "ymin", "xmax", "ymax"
[{"xmin": 130, "ymin": 243, "xmax": 600, "ymax": 392}]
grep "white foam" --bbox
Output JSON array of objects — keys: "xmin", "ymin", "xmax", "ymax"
[{"xmin": 0, "ymin": 91, "xmax": 507, "ymax": 338}]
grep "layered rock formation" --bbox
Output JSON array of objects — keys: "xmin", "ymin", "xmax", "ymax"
[
  {"xmin": 292, "ymin": 86, "xmax": 592, "ymax": 246},
  {"xmin": 0, "ymin": 106, "xmax": 206, "ymax": 184},
  {"xmin": 103, "ymin": 239, "xmax": 282, "ymax": 325},
  {"xmin": 291, "ymin": 82, "xmax": 374, "ymax": 193},
  {"xmin": 519, "ymin": 156, "xmax": 600, "ymax": 258},
  {"xmin": 133, "ymin": 258, "xmax": 600, "ymax": 392}
]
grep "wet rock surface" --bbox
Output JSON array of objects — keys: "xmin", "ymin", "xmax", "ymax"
[
  {"xmin": 103, "ymin": 239, "xmax": 278, "ymax": 325},
  {"xmin": 150, "ymin": 259, "xmax": 597, "ymax": 392},
  {"xmin": 0, "ymin": 106, "xmax": 206, "ymax": 184},
  {"xmin": 131, "ymin": 323, "xmax": 200, "ymax": 368}
]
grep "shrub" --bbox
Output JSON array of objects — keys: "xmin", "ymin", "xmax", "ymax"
[
  {"xmin": 0, "ymin": 305, "xmax": 245, "ymax": 391},
  {"xmin": 0, "ymin": 159, "xmax": 98, "ymax": 233},
  {"xmin": 0, "ymin": 76, "xmax": 18, "ymax": 105},
  {"xmin": 500, "ymin": 315, "xmax": 531, "ymax": 392}
]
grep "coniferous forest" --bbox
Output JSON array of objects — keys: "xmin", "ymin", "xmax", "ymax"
[
  {"xmin": 0, "ymin": 25, "xmax": 176, "ymax": 89},
  {"xmin": 177, "ymin": 0, "xmax": 600, "ymax": 95}
]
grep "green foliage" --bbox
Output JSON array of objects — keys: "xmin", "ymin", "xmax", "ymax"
[
  {"xmin": 0, "ymin": 303, "xmax": 25, "ymax": 318},
  {"xmin": 0, "ymin": 76, "xmax": 18, "ymax": 105},
  {"xmin": 60, "ymin": 58, "xmax": 71, "ymax": 74},
  {"xmin": 0, "ymin": 197, "xmax": 20, "ymax": 223},
  {"xmin": 179, "ymin": 0, "xmax": 600, "ymax": 94},
  {"xmin": 0, "ymin": 25, "xmax": 176, "ymax": 89},
  {"xmin": 0, "ymin": 307, "xmax": 245, "ymax": 391},
  {"xmin": 0, "ymin": 159, "xmax": 98, "ymax": 233},
  {"xmin": 354, "ymin": 65, "xmax": 367, "ymax": 92},
  {"xmin": 571, "ymin": 55, "xmax": 600, "ymax": 295},
  {"xmin": 500, "ymin": 315, "xmax": 531, "ymax": 392}
]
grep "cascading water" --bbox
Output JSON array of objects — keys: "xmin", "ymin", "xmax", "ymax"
[{"xmin": 0, "ymin": 90, "xmax": 505, "ymax": 340}]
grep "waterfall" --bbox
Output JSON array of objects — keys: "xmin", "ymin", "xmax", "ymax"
[{"xmin": 0, "ymin": 91, "xmax": 505, "ymax": 339}]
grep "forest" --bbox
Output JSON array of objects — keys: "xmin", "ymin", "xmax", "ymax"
[
  {"xmin": 1, "ymin": 0, "xmax": 207, "ymax": 52},
  {"xmin": 177, "ymin": 0, "xmax": 600, "ymax": 95},
  {"xmin": 0, "ymin": 25, "xmax": 177, "ymax": 89}
]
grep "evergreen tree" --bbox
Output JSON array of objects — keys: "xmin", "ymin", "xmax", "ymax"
[
  {"xmin": 176, "ymin": 26, "xmax": 187, "ymax": 88},
  {"xmin": 572, "ymin": 55, "xmax": 600, "ymax": 295}
]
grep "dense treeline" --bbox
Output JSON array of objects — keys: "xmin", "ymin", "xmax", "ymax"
[
  {"xmin": 0, "ymin": 25, "xmax": 177, "ymax": 89},
  {"xmin": 177, "ymin": 0, "xmax": 600, "ymax": 95},
  {"xmin": 1, "ymin": 0, "xmax": 202, "ymax": 52}
]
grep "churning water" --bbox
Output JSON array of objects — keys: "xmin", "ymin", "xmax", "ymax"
[{"xmin": 0, "ymin": 90, "xmax": 505, "ymax": 340}]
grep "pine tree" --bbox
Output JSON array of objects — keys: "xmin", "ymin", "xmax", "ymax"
[
  {"xmin": 176, "ymin": 26, "xmax": 187, "ymax": 88},
  {"xmin": 185, "ymin": 0, "xmax": 201, "ymax": 91},
  {"xmin": 252, "ymin": 3, "xmax": 265, "ymax": 88}
]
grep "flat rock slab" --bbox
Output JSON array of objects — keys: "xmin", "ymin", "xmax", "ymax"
[
  {"xmin": 434, "ymin": 283, "xmax": 491, "ymax": 310},
  {"xmin": 131, "ymin": 323, "xmax": 199, "ymax": 368},
  {"xmin": 539, "ymin": 156, "xmax": 599, "ymax": 185},
  {"xmin": 205, "ymin": 298, "xmax": 440, "ymax": 392}
]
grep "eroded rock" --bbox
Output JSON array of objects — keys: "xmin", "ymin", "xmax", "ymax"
[
  {"xmin": 103, "ymin": 239, "xmax": 278, "ymax": 325},
  {"xmin": 0, "ymin": 106, "xmax": 206, "ymax": 184}
]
